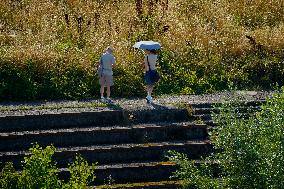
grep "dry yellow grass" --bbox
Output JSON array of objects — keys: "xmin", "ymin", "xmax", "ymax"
[{"xmin": 1, "ymin": 0, "xmax": 284, "ymax": 67}]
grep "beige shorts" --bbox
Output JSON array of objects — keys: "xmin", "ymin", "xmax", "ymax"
[{"xmin": 99, "ymin": 74, "xmax": 113, "ymax": 86}]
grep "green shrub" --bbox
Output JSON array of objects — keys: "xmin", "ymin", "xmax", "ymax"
[
  {"xmin": 0, "ymin": 162, "xmax": 18, "ymax": 189},
  {"xmin": 18, "ymin": 145, "xmax": 62, "ymax": 189},
  {"xmin": 0, "ymin": 144, "xmax": 96, "ymax": 189},
  {"xmin": 0, "ymin": 59, "xmax": 98, "ymax": 101},
  {"xmin": 0, "ymin": 60, "xmax": 39, "ymax": 100},
  {"xmin": 1, "ymin": 51, "xmax": 283, "ymax": 101},
  {"xmin": 167, "ymin": 88, "xmax": 284, "ymax": 189},
  {"xmin": 166, "ymin": 150, "xmax": 219, "ymax": 189},
  {"xmin": 112, "ymin": 61, "xmax": 145, "ymax": 97}
]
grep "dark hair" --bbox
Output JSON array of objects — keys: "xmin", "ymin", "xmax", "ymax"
[{"xmin": 148, "ymin": 49, "xmax": 157, "ymax": 54}]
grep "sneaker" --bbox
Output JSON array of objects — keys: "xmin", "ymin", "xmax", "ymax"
[
  {"xmin": 146, "ymin": 96, "xmax": 153, "ymax": 104},
  {"xmin": 100, "ymin": 97, "xmax": 106, "ymax": 103},
  {"xmin": 106, "ymin": 97, "xmax": 113, "ymax": 104}
]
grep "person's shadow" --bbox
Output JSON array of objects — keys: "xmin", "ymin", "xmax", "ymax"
[{"xmin": 149, "ymin": 102, "xmax": 170, "ymax": 110}]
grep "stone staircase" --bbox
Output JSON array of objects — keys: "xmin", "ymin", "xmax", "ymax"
[{"xmin": 0, "ymin": 99, "xmax": 264, "ymax": 188}]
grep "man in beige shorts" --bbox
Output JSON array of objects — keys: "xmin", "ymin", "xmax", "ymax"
[{"xmin": 98, "ymin": 46, "xmax": 115, "ymax": 103}]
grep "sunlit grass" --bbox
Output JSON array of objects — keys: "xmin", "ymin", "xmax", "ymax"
[
  {"xmin": 1, "ymin": 0, "xmax": 283, "ymax": 62},
  {"xmin": 0, "ymin": 0, "xmax": 283, "ymax": 100}
]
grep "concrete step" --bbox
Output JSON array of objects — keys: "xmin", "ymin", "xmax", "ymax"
[
  {"xmin": 93, "ymin": 180, "xmax": 181, "ymax": 189},
  {"xmin": 190, "ymin": 100, "xmax": 265, "ymax": 109},
  {"xmin": 0, "ymin": 98, "xmax": 265, "ymax": 188},
  {"xmin": 0, "ymin": 101, "xmax": 262, "ymax": 132},
  {"xmin": 0, "ymin": 109, "xmax": 125, "ymax": 132},
  {"xmin": 0, "ymin": 140, "xmax": 212, "ymax": 169},
  {"xmin": 59, "ymin": 161, "xmax": 179, "ymax": 185},
  {"xmin": 0, "ymin": 108, "xmax": 191, "ymax": 132},
  {"xmin": 125, "ymin": 108, "xmax": 190, "ymax": 124},
  {"xmin": 0, "ymin": 122, "xmax": 208, "ymax": 151},
  {"xmin": 191, "ymin": 114, "xmax": 213, "ymax": 122},
  {"xmin": 192, "ymin": 106, "xmax": 261, "ymax": 115},
  {"xmin": 75, "ymin": 160, "xmax": 219, "ymax": 185},
  {"xmin": 190, "ymin": 111, "xmax": 260, "ymax": 125},
  {"xmin": 86, "ymin": 159, "xmax": 220, "ymax": 185}
]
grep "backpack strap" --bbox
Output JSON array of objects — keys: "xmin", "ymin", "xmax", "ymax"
[
  {"xmin": 147, "ymin": 56, "xmax": 152, "ymax": 71},
  {"xmin": 100, "ymin": 57, "xmax": 104, "ymax": 77}
]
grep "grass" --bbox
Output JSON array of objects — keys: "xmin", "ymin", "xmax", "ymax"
[
  {"xmin": 1, "ymin": 0, "xmax": 284, "ymax": 64},
  {"xmin": 0, "ymin": 102, "xmax": 118, "ymax": 112},
  {"xmin": 1, "ymin": 0, "xmax": 284, "ymax": 100}
]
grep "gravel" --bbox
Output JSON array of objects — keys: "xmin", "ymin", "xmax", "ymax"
[{"xmin": 0, "ymin": 91, "xmax": 275, "ymax": 117}]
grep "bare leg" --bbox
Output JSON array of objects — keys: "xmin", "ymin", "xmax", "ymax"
[
  {"xmin": 146, "ymin": 85, "xmax": 154, "ymax": 103},
  {"xmin": 106, "ymin": 85, "xmax": 111, "ymax": 98},
  {"xmin": 100, "ymin": 77, "xmax": 105, "ymax": 97},
  {"xmin": 147, "ymin": 85, "xmax": 154, "ymax": 97},
  {"xmin": 100, "ymin": 85, "xmax": 105, "ymax": 97}
]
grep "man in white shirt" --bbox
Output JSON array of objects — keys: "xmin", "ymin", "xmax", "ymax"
[{"xmin": 99, "ymin": 46, "xmax": 115, "ymax": 103}]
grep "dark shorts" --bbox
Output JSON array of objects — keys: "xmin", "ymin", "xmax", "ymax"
[{"xmin": 144, "ymin": 70, "xmax": 158, "ymax": 85}]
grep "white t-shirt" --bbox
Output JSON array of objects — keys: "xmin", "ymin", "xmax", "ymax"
[
  {"xmin": 144, "ymin": 54, "xmax": 157, "ymax": 71},
  {"xmin": 100, "ymin": 52, "xmax": 115, "ymax": 75}
]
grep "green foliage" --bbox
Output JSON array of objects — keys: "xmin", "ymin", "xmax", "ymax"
[
  {"xmin": 167, "ymin": 88, "xmax": 284, "ymax": 188},
  {"xmin": 0, "ymin": 162, "xmax": 19, "ymax": 189},
  {"xmin": 166, "ymin": 151, "xmax": 219, "ymax": 189},
  {"xmin": 112, "ymin": 62, "xmax": 145, "ymax": 97},
  {"xmin": 0, "ymin": 59, "xmax": 97, "ymax": 101},
  {"xmin": 48, "ymin": 64, "xmax": 95, "ymax": 99},
  {"xmin": 239, "ymin": 54, "xmax": 284, "ymax": 89},
  {"xmin": 157, "ymin": 50, "xmax": 200, "ymax": 94},
  {"xmin": 212, "ymin": 89, "xmax": 284, "ymax": 188},
  {"xmin": 65, "ymin": 155, "xmax": 96, "ymax": 189},
  {"xmin": 156, "ymin": 50, "xmax": 232, "ymax": 95},
  {"xmin": 0, "ymin": 144, "xmax": 96, "ymax": 189},
  {"xmin": 18, "ymin": 144, "xmax": 61, "ymax": 189},
  {"xmin": 0, "ymin": 60, "xmax": 39, "ymax": 100},
  {"xmin": 1, "ymin": 49, "xmax": 283, "ymax": 101}
]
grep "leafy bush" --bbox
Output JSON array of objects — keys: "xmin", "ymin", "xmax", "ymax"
[
  {"xmin": 0, "ymin": 144, "xmax": 96, "ymax": 189},
  {"xmin": 0, "ymin": 58, "xmax": 97, "ymax": 101},
  {"xmin": 167, "ymin": 88, "xmax": 284, "ymax": 188},
  {"xmin": 1, "ymin": 50, "xmax": 283, "ymax": 100},
  {"xmin": 167, "ymin": 150, "xmax": 219, "ymax": 189}
]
